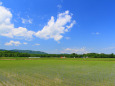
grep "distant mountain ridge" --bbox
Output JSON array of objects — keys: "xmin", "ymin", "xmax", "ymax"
[{"xmin": 0, "ymin": 49, "xmax": 47, "ymax": 54}]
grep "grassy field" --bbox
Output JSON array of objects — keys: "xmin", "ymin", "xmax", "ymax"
[{"xmin": 0, "ymin": 58, "xmax": 115, "ymax": 86}]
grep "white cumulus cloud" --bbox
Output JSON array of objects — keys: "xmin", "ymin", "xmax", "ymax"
[
  {"xmin": 5, "ymin": 40, "xmax": 21, "ymax": 46},
  {"xmin": 0, "ymin": 4, "xmax": 75, "ymax": 42},
  {"xmin": 35, "ymin": 11, "xmax": 75, "ymax": 41},
  {"xmin": 0, "ymin": 5, "xmax": 35, "ymax": 39},
  {"xmin": 61, "ymin": 48, "xmax": 90, "ymax": 54}
]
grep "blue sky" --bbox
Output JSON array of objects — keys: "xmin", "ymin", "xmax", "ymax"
[{"xmin": 0, "ymin": 0, "xmax": 115, "ymax": 54}]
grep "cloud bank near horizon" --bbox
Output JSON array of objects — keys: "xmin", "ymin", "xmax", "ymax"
[{"xmin": 61, "ymin": 48, "xmax": 90, "ymax": 54}]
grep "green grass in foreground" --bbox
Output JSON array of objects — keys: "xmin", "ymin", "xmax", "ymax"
[{"xmin": 0, "ymin": 58, "xmax": 115, "ymax": 86}]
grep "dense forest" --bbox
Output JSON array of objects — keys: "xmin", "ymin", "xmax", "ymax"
[{"xmin": 0, "ymin": 50, "xmax": 115, "ymax": 58}]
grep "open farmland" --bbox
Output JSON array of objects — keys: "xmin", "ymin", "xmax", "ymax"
[{"xmin": 0, "ymin": 58, "xmax": 115, "ymax": 86}]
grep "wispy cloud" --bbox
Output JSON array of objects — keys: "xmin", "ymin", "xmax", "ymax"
[
  {"xmin": 32, "ymin": 43, "xmax": 40, "ymax": 46},
  {"xmin": 23, "ymin": 42, "xmax": 28, "ymax": 45},
  {"xmin": 21, "ymin": 18, "xmax": 32, "ymax": 24},
  {"xmin": 65, "ymin": 37, "xmax": 70, "ymax": 40},
  {"xmin": 0, "ymin": 2, "xmax": 2, "ymax": 5},
  {"xmin": 92, "ymin": 32, "xmax": 100, "ymax": 35},
  {"xmin": 35, "ymin": 43, "xmax": 40, "ymax": 46},
  {"xmin": 57, "ymin": 4, "xmax": 62, "ymax": 9}
]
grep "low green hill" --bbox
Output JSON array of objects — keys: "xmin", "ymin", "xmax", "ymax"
[{"xmin": 0, "ymin": 49, "xmax": 47, "ymax": 54}]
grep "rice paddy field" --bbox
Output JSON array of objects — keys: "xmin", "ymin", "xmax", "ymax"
[{"xmin": 0, "ymin": 58, "xmax": 115, "ymax": 86}]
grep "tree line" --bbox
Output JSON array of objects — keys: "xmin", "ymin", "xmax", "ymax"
[{"xmin": 0, "ymin": 50, "xmax": 115, "ymax": 58}]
